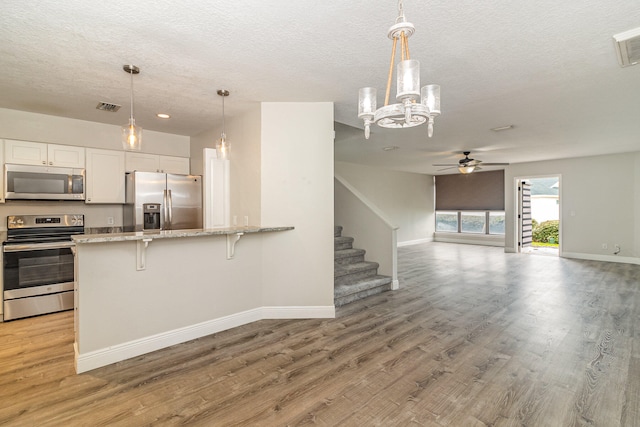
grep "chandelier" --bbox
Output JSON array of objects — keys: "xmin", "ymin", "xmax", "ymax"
[{"xmin": 358, "ymin": 0, "xmax": 440, "ymax": 139}]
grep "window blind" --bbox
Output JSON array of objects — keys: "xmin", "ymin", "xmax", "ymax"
[{"xmin": 435, "ymin": 170, "xmax": 505, "ymax": 211}]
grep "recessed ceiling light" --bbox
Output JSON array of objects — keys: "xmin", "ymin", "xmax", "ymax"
[
  {"xmin": 491, "ymin": 125, "xmax": 513, "ymax": 131},
  {"xmin": 156, "ymin": 113, "xmax": 171, "ymax": 119},
  {"xmin": 382, "ymin": 146, "xmax": 399, "ymax": 151}
]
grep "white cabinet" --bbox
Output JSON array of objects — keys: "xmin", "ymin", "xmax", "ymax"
[
  {"xmin": 125, "ymin": 152, "xmax": 158, "ymax": 173},
  {"xmin": 85, "ymin": 148, "xmax": 125, "ymax": 204},
  {"xmin": 159, "ymin": 155, "xmax": 190, "ymax": 174},
  {"xmin": 0, "ymin": 140, "xmax": 4, "ymax": 203},
  {"xmin": 125, "ymin": 152, "xmax": 190, "ymax": 174},
  {"xmin": 4, "ymin": 139, "xmax": 85, "ymax": 168},
  {"xmin": 48, "ymin": 144, "xmax": 85, "ymax": 168}
]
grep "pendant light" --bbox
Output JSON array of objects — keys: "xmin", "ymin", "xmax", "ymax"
[
  {"xmin": 216, "ymin": 89, "xmax": 230, "ymax": 159},
  {"xmin": 122, "ymin": 64, "xmax": 142, "ymax": 151}
]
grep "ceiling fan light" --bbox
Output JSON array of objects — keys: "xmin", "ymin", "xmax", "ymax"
[{"xmin": 458, "ymin": 165, "xmax": 475, "ymax": 174}]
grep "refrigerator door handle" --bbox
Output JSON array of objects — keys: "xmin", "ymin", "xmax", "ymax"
[
  {"xmin": 163, "ymin": 189, "xmax": 169, "ymax": 229},
  {"xmin": 167, "ymin": 189, "xmax": 173, "ymax": 229}
]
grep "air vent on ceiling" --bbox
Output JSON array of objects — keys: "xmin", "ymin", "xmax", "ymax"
[
  {"xmin": 613, "ymin": 27, "xmax": 640, "ymax": 67},
  {"xmin": 96, "ymin": 102, "xmax": 121, "ymax": 112}
]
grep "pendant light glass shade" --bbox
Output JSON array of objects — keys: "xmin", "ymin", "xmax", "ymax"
[
  {"xmin": 123, "ymin": 118, "xmax": 142, "ymax": 151},
  {"xmin": 216, "ymin": 90, "xmax": 230, "ymax": 159},
  {"xmin": 122, "ymin": 65, "xmax": 142, "ymax": 151}
]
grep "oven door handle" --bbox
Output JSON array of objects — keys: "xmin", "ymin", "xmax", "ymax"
[{"xmin": 3, "ymin": 241, "xmax": 76, "ymax": 252}]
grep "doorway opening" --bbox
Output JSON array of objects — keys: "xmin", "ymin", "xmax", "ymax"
[{"xmin": 517, "ymin": 176, "xmax": 561, "ymax": 256}]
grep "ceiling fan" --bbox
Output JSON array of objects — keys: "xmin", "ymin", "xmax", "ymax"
[{"xmin": 433, "ymin": 151, "xmax": 509, "ymax": 174}]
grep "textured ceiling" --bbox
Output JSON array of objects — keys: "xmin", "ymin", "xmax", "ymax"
[{"xmin": 1, "ymin": 0, "xmax": 639, "ymax": 174}]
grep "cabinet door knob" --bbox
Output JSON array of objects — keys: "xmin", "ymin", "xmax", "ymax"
[{"xmin": 42, "ymin": 161, "xmax": 46, "ymax": 164}]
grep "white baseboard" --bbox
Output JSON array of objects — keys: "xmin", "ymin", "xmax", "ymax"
[
  {"xmin": 562, "ymin": 252, "xmax": 639, "ymax": 265},
  {"xmin": 397, "ymin": 237, "xmax": 433, "ymax": 247},
  {"xmin": 434, "ymin": 235, "xmax": 505, "ymax": 247},
  {"xmin": 75, "ymin": 305, "xmax": 335, "ymax": 374},
  {"xmin": 504, "ymin": 247, "xmax": 517, "ymax": 253},
  {"xmin": 391, "ymin": 279, "xmax": 400, "ymax": 290},
  {"xmin": 261, "ymin": 306, "xmax": 336, "ymax": 319}
]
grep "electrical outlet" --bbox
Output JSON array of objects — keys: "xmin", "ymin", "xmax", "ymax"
[
  {"xmin": 233, "ymin": 215, "xmax": 238, "ymax": 226},
  {"xmin": 107, "ymin": 216, "xmax": 114, "ymax": 225},
  {"xmin": 244, "ymin": 216, "xmax": 249, "ymax": 227},
  {"xmin": 601, "ymin": 243, "xmax": 607, "ymax": 249}
]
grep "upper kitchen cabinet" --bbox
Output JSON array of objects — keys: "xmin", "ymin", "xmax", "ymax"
[
  {"xmin": 4, "ymin": 140, "xmax": 85, "ymax": 168},
  {"xmin": 85, "ymin": 148, "xmax": 125, "ymax": 204},
  {"xmin": 0, "ymin": 140, "xmax": 4, "ymax": 203},
  {"xmin": 125, "ymin": 152, "xmax": 190, "ymax": 174}
]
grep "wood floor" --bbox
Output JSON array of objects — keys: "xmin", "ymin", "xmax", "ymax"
[{"xmin": 1, "ymin": 242, "xmax": 638, "ymax": 426}]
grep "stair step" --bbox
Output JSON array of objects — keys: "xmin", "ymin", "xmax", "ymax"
[
  {"xmin": 334, "ymin": 226, "xmax": 343, "ymax": 237},
  {"xmin": 334, "ymin": 261, "xmax": 379, "ymax": 286},
  {"xmin": 334, "ymin": 275, "xmax": 392, "ymax": 307},
  {"xmin": 334, "ymin": 236, "xmax": 354, "ymax": 251},
  {"xmin": 334, "ymin": 248, "xmax": 366, "ymax": 265}
]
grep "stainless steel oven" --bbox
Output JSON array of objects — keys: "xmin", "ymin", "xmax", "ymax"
[{"xmin": 2, "ymin": 214, "xmax": 84, "ymax": 321}]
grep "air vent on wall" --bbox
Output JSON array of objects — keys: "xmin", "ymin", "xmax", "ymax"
[
  {"xmin": 613, "ymin": 27, "xmax": 640, "ymax": 67},
  {"xmin": 96, "ymin": 102, "xmax": 121, "ymax": 112}
]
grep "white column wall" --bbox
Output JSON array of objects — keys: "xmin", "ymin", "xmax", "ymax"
[
  {"xmin": 334, "ymin": 161, "xmax": 434, "ymax": 245},
  {"xmin": 190, "ymin": 103, "xmax": 262, "ymax": 226},
  {"xmin": 260, "ymin": 103, "xmax": 335, "ymax": 307}
]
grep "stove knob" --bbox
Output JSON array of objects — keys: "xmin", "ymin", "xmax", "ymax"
[{"xmin": 72, "ymin": 215, "xmax": 83, "ymax": 226}]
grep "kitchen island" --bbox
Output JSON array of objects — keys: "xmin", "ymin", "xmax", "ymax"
[{"xmin": 72, "ymin": 225, "xmax": 335, "ymax": 373}]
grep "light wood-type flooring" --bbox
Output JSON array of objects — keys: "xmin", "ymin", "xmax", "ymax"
[{"xmin": 1, "ymin": 242, "xmax": 638, "ymax": 426}]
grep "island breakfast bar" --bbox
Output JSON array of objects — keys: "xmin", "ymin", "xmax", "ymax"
[{"xmin": 72, "ymin": 226, "xmax": 334, "ymax": 373}]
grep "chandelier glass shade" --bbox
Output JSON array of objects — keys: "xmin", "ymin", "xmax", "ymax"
[
  {"xmin": 122, "ymin": 65, "xmax": 142, "ymax": 151},
  {"xmin": 216, "ymin": 90, "xmax": 230, "ymax": 159},
  {"xmin": 358, "ymin": 0, "xmax": 440, "ymax": 139}
]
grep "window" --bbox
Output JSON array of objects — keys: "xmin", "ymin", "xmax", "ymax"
[
  {"xmin": 435, "ymin": 211, "xmax": 458, "ymax": 232},
  {"xmin": 461, "ymin": 212, "xmax": 486, "ymax": 234},
  {"xmin": 435, "ymin": 211, "xmax": 505, "ymax": 235},
  {"xmin": 489, "ymin": 212, "xmax": 505, "ymax": 235}
]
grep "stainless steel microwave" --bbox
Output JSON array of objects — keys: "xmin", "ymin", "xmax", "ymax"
[{"xmin": 4, "ymin": 164, "xmax": 85, "ymax": 200}]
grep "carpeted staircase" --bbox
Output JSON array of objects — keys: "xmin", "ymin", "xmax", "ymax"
[{"xmin": 334, "ymin": 226, "xmax": 393, "ymax": 307}]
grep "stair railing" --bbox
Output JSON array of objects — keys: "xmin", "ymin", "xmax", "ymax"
[{"xmin": 334, "ymin": 175, "xmax": 399, "ymax": 289}]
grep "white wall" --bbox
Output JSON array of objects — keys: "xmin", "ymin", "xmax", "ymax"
[
  {"xmin": 260, "ymin": 103, "xmax": 335, "ymax": 306},
  {"xmin": 0, "ymin": 108, "xmax": 189, "ymax": 155},
  {"xmin": 505, "ymin": 151, "xmax": 640, "ymax": 263},
  {"xmin": 0, "ymin": 108, "xmax": 190, "ymax": 229},
  {"xmin": 334, "ymin": 161, "xmax": 434, "ymax": 245}
]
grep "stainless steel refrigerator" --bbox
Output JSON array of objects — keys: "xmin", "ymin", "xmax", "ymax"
[{"xmin": 123, "ymin": 171, "xmax": 203, "ymax": 232}]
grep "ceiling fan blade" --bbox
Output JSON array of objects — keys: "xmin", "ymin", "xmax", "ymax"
[
  {"xmin": 437, "ymin": 166, "xmax": 457, "ymax": 171},
  {"xmin": 432, "ymin": 163, "xmax": 458, "ymax": 166},
  {"xmin": 479, "ymin": 162, "xmax": 510, "ymax": 166}
]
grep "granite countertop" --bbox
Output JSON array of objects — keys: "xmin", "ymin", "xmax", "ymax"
[{"xmin": 72, "ymin": 226, "xmax": 294, "ymax": 244}]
